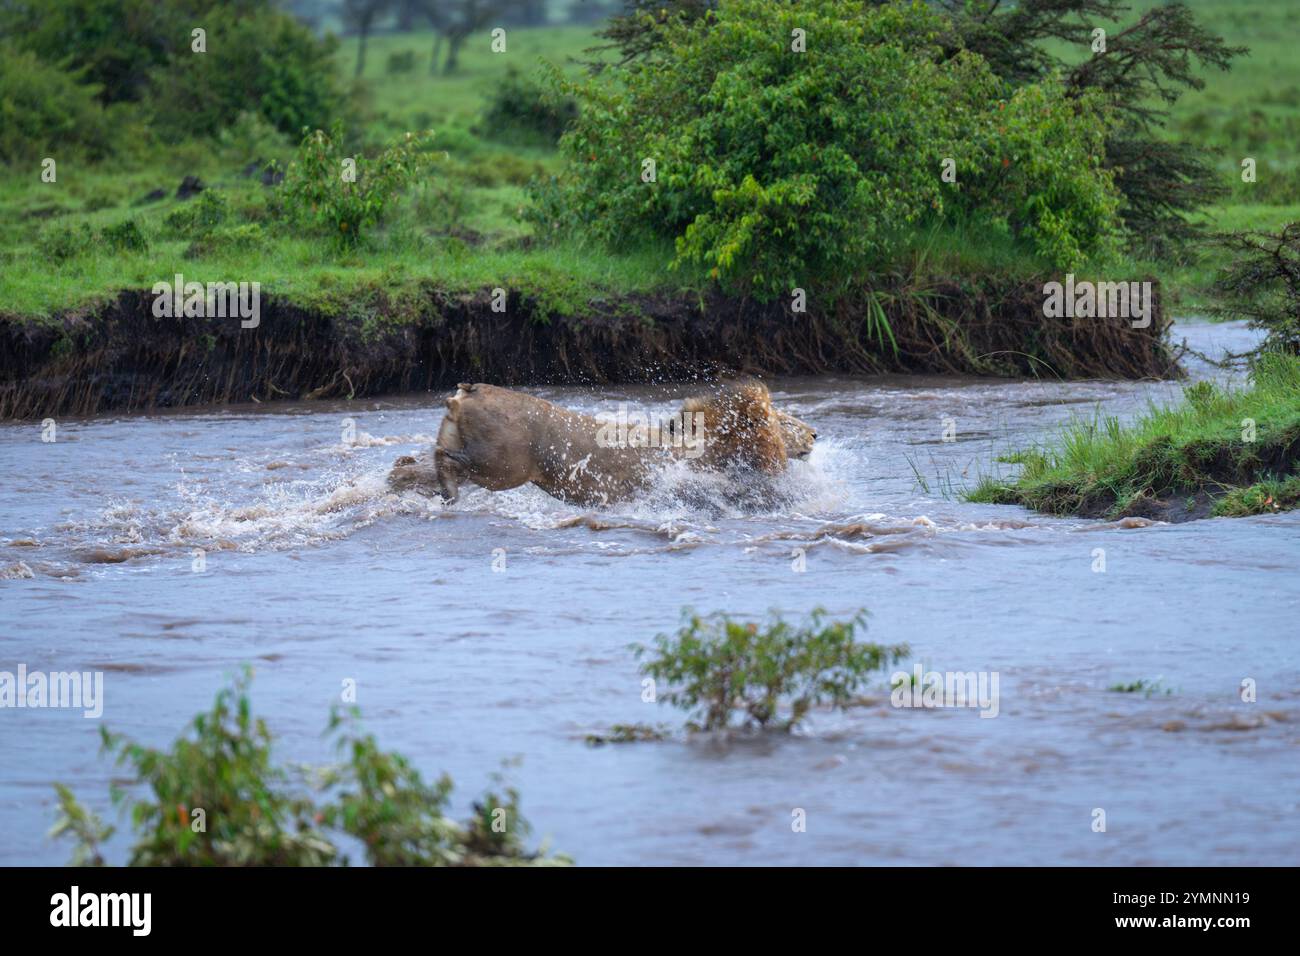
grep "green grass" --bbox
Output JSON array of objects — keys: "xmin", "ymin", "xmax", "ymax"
[
  {"xmin": 967, "ymin": 352, "xmax": 1300, "ymax": 518},
  {"xmin": 1047, "ymin": 0, "xmax": 1300, "ymax": 313},
  {"xmin": 3, "ymin": 5, "xmax": 1298, "ymax": 322}
]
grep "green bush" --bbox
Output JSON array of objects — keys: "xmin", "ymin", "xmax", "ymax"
[
  {"xmin": 634, "ymin": 608, "xmax": 909, "ymax": 732},
  {"xmin": 386, "ymin": 50, "xmax": 418, "ymax": 75},
  {"xmin": 147, "ymin": 4, "xmax": 345, "ymax": 141},
  {"xmin": 37, "ymin": 222, "xmax": 98, "ymax": 263},
  {"xmin": 100, "ymin": 218, "xmax": 149, "ymax": 253},
  {"xmin": 278, "ymin": 124, "xmax": 435, "ymax": 247},
  {"xmin": 541, "ymin": 0, "xmax": 1121, "ymax": 298},
  {"xmin": 164, "ymin": 190, "xmax": 230, "ymax": 238},
  {"xmin": 50, "ymin": 669, "xmax": 568, "ymax": 867},
  {"xmin": 0, "ymin": 43, "xmax": 117, "ymax": 163},
  {"xmin": 0, "ymin": 0, "xmax": 187, "ymax": 104},
  {"xmin": 184, "ymin": 223, "xmax": 267, "ymax": 259},
  {"xmin": 481, "ymin": 65, "xmax": 579, "ymax": 146}
]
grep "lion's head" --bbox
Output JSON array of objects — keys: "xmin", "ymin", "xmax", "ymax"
[
  {"xmin": 775, "ymin": 409, "xmax": 816, "ymax": 460},
  {"xmin": 678, "ymin": 379, "xmax": 800, "ymax": 475}
]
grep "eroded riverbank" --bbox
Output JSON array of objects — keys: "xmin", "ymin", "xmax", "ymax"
[{"xmin": 0, "ymin": 277, "xmax": 1177, "ymax": 419}]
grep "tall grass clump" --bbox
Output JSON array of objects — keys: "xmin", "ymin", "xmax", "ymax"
[{"xmin": 968, "ymin": 353, "xmax": 1300, "ymax": 516}]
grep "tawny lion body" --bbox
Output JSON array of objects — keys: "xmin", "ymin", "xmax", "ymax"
[{"xmin": 388, "ymin": 381, "xmax": 815, "ymax": 506}]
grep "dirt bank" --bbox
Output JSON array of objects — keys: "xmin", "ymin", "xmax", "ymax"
[{"xmin": 0, "ymin": 277, "xmax": 1179, "ymax": 419}]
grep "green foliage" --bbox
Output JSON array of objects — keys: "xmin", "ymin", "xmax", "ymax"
[
  {"xmin": 184, "ymin": 224, "xmax": 267, "ymax": 259},
  {"xmin": 100, "ymin": 218, "xmax": 149, "ymax": 253},
  {"xmin": 1108, "ymin": 678, "xmax": 1173, "ymax": 696},
  {"xmin": 1211, "ymin": 223, "xmax": 1300, "ymax": 354},
  {"xmin": 968, "ymin": 352, "xmax": 1300, "ymax": 517},
  {"xmin": 941, "ymin": 0, "xmax": 1243, "ymax": 253},
  {"xmin": 164, "ymin": 191, "xmax": 231, "ymax": 239},
  {"xmin": 0, "ymin": 0, "xmax": 343, "ymax": 141},
  {"xmin": 94, "ymin": 668, "xmax": 337, "ymax": 866},
  {"xmin": 48, "ymin": 785, "xmax": 112, "ymax": 867},
  {"xmin": 481, "ymin": 65, "xmax": 579, "ymax": 146},
  {"xmin": 544, "ymin": 0, "xmax": 1121, "ymax": 299},
  {"xmin": 1212, "ymin": 474, "xmax": 1300, "ymax": 516},
  {"xmin": 51, "ymin": 669, "xmax": 568, "ymax": 867},
  {"xmin": 634, "ymin": 608, "xmax": 909, "ymax": 732},
  {"xmin": 0, "ymin": 43, "xmax": 117, "ymax": 163},
  {"xmin": 0, "ymin": 0, "xmax": 194, "ymax": 104},
  {"xmin": 321, "ymin": 712, "xmax": 556, "ymax": 866},
  {"xmin": 37, "ymin": 218, "xmax": 148, "ymax": 260},
  {"xmin": 278, "ymin": 124, "xmax": 436, "ymax": 247},
  {"xmin": 37, "ymin": 222, "xmax": 98, "ymax": 263},
  {"xmin": 148, "ymin": 4, "xmax": 346, "ymax": 141},
  {"xmin": 386, "ymin": 50, "xmax": 418, "ymax": 75}
]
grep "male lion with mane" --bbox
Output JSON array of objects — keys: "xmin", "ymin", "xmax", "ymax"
[{"xmin": 387, "ymin": 380, "xmax": 815, "ymax": 507}]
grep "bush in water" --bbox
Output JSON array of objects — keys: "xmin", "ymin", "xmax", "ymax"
[{"xmin": 634, "ymin": 608, "xmax": 909, "ymax": 732}]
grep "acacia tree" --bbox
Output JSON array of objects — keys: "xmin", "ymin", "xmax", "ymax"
[
  {"xmin": 1211, "ymin": 224, "xmax": 1300, "ymax": 354},
  {"xmin": 937, "ymin": 1, "xmax": 1243, "ymax": 254}
]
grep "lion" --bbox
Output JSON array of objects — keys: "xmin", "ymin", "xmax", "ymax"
[{"xmin": 387, "ymin": 380, "xmax": 815, "ymax": 506}]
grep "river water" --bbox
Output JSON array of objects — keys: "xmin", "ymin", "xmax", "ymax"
[{"xmin": 2, "ymin": 320, "xmax": 1297, "ymax": 866}]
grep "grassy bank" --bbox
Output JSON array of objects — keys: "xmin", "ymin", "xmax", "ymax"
[
  {"xmin": 968, "ymin": 353, "xmax": 1300, "ymax": 521},
  {"xmin": 2, "ymin": 5, "xmax": 1297, "ymax": 414}
]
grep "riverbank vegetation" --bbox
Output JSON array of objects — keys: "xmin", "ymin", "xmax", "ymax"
[
  {"xmin": 1, "ymin": 0, "xmax": 1297, "ymax": 414},
  {"xmin": 968, "ymin": 352, "xmax": 1300, "ymax": 520},
  {"xmin": 51, "ymin": 669, "xmax": 568, "ymax": 866}
]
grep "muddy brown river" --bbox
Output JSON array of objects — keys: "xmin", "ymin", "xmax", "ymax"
[{"xmin": 2, "ymin": 319, "xmax": 1297, "ymax": 865}]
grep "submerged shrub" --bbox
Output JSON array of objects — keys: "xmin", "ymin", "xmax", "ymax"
[
  {"xmin": 277, "ymin": 123, "xmax": 435, "ymax": 247},
  {"xmin": 50, "ymin": 669, "xmax": 568, "ymax": 867},
  {"xmin": 634, "ymin": 608, "xmax": 909, "ymax": 732},
  {"xmin": 541, "ymin": 0, "xmax": 1120, "ymax": 298}
]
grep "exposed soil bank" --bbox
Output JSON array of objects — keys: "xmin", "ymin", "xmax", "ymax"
[{"xmin": 0, "ymin": 278, "xmax": 1178, "ymax": 419}]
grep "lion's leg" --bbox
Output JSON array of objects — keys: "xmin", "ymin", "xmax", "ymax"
[{"xmin": 433, "ymin": 408, "xmax": 465, "ymax": 502}]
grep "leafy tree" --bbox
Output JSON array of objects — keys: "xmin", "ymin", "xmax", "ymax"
[
  {"xmin": 0, "ymin": 42, "xmax": 118, "ymax": 162},
  {"xmin": 934, "ymin": 0, "xmax": 1243, "ymax": 253},
  {"xmin": 595, "ymin": 0, "xmax": 1243, "ymax": 255},
  {"xmin": 543, "ymin": 0, "xmax": 1121, "ymax": 298},
  {"xmin": 149, "ymin": 4, "xmax": 346, "ymax": 140},
  {"xmin": 343, "ymin": 0, "xmax": 392, "ymax": 77},
  {"xmin": 0, "ymin": 0, "xmax": 201, "ymax": 104},
  {"xmin": 1211, "ymin": 224, "xmax": 1300, "ymax": 355},
  {"xmin": 0, "ymin": 0, "xmax": 345, "ymax": 140},
  {"xmin": 277, "ymin": 123, "xmax": 435, "ymax": 247}
]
